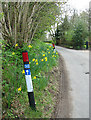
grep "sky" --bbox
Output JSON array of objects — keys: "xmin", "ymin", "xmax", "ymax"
[{"xmin": 67, "ymin": 0, "xmax": 91, "ymax": 12}]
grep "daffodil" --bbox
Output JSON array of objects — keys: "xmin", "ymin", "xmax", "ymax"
[
  {"xmin": 33, "ymin": 76, "xmax": 36, "ymax": 79},
  {"xmin": 48, "ymin": 52, "xmax": 50, "ymax": 54},
  {"xmin": 32, "ymin": 58, "xmax": 35, "ymax": 61},
  {"xmin": 36, "ymin": 62, "xmax": 38, "ymax": 65},
  {"xmin": 35, "ymin": 59, "xmax": 38, "ymax": 62},
  {"xmin": 22, "ymin": 70, "xmax": 25, "ymax": 74},
  {"xmin": 18, "ymin": 87, "xmax": 21, "ymax": 91},
  {"xmin": 49, "ymin": 46, "xmax": 51, "ymax": 48},
  {"xmin": 43, "ymin": 54, "xmax": 45, "ymax": 56},
  {"xmin": 52, "ymin": 55, "xmax": 54, "ymax": 57},
  {"xmin": 15, "ymin": 43, "xmax": 18, "ymax": 47},
  {"xmin": 28, "ymin": 45, "xmax": 32, "ymax": 48},
  {"xmin": 45, "ymin": 57, "xmax": 47, "ymax": 61},
  {"xmin": 29, "ymin": 62, "xmax": 31, "ymax": 64},
  {"xmin": 12, "ymin": 52, "xmax": 15, "ymax": 55},
  {"xmin": 47, "ymin": 49, "xmax": 49, "ymax": 50},
  {"xmin": 45, "ymin": 57, "xmax": 47, "ymax": 59},
  {"xmin": 41, "ymin": 59, "xmax": 44, "ymax": 61}
]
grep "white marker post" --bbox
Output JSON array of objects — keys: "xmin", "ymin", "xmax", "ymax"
[{"xmin": 22, "ymin": 51, "xmax": 36, "ymax": 109}]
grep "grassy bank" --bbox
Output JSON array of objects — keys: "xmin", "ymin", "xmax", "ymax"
[{"xmin": 2, "ymin": 41, "xmax": 59, "ymax": 118}]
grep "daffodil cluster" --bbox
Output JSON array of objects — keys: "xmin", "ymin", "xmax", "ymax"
[
  {"xmin": 28, "ymin": 45, "xmax": 32, "ymax": 48},
  {"xmin": 32, "ymin": 58, "xmax": 38, "ymax": 65}
]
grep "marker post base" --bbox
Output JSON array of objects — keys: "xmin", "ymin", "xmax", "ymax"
[{"xmin": 28, "ymin": 92, "xmax": 36, "ymax": 110}]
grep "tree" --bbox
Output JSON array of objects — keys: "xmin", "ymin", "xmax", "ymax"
[
  {"xmin": 72, "ymin": 22, "xmax": 85, "ymax": 49},
  {"xmin": 55, "ymin": 15, "xmax": 70, "ymax": 45},
  {"xmin": 71, "ymin": 10, "xmax": 89, "ymax": 49},
  {"xmin": 55, "ymin": 8, "xmax": 89, "ymax": 49},
  {"xmin": 0, "ymin": 2, "xmax": 65, "ymax": 47}
]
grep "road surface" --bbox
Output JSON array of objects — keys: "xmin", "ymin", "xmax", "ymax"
[{"xmin": 56, "ymin": 46, "xmax": 89, "ymax": 118}]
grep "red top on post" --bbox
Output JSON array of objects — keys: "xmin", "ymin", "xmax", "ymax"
[
  {"xmin": 22, "ymin": 51, "xmax": 29, "ymax": 62},
  {"xmin": 52, "ymin": 43, "xmax": 55, "ymax": 47}
]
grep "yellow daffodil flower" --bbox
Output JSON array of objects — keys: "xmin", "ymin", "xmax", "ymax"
[
  {"xmin": 35, "ymin": 59, "xmax": 38, "ymax": 62},
  {"xmin": 49, "ymin": 46, "xmax": 51, "ymax": 48},
  {"xmin": 12, "ymin": 52, "xmax": 15, "ymax": 55},
  {"xmin": 52, "ymin": 55, "xmax": 54, "ymax": 57},
  {"xmin": 22, "ymin": 70, "xmax": 25, "ymax": 74},
  {"xmin": 33, "ymin": 76, "xmax": 36, "ymax": 79},
  {"xmin": 15, "ymin": 43, "xmax": 18, "ymax": 47},
  {"xmin": 29, "ymin": 62, "xmax": 31, "ymax": 64},
  {"xmin": 32, "ymin": 58, "xmax": 35, "ymax": 61},
  {"xmin": 45, "ymin": 57, "xmax": 47, "ymax": 61},
  {"xmin": 48, "ymin": 52, "xmax": 50, "ymax": 54},
  {"xmin": 43, "ymin": 54, "xmax": 45, "ymax": 56},
  {"xmin": 45, "ymin": 57, "xmax": 47, "ymax": 59},
  {"xmin": 36, "ymin": 62, "xmax": 38, "ymax": 65},
  {"xmin": 18, "ymin": 87, "xmax": 21, "ymax": 91},
  {"xmin": 41, "ymin": 59, "xmax": 44, "ymax": 61},
  {"xmin": 28, "ymin": 45, "xmax": 32, "ymax": 48},
  {"xmin": 47, "ymin": 49, "xmax": 49, "ymax": 50}
]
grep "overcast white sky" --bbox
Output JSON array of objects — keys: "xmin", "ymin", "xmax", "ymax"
[{"xmin": 67, "ymin": 0, "xmax": 91, "ymax": 12}]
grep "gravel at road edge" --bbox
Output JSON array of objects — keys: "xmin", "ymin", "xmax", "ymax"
[{"xmin": 52, "ymin": 54, "xmax": 73, "ymax": 118}]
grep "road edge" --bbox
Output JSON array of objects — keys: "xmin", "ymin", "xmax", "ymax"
[{"xmin": 52, "ymin": 53, "xmax": 73, "ymax": 118}]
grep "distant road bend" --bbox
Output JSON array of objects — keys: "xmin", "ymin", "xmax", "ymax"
[{"xmin": 56, "ymin": 46, "xmax": 89, "ymax": 118}]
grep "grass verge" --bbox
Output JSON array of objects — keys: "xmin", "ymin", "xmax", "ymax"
[{"xmin": 2, "ymin": 41, "xmax": 59, "ymax": 118}]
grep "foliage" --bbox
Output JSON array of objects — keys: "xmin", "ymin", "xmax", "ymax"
[
  {"xmin": 55, "ymin": 15, "xmax": 70, "ymax": 45},
  {"xmin": 0, "ymin": 12, "xmax": 4, "ymax": 20},
  {"xmin": 0, "ymin": 2, "xmax": 64, "ymax": 47},
  {"xmin": 72, "ymin": 23, "xmax": 84, "ymax": 49},
  {"xmin": 64, "ymin": 30, "xmax": 74, "ymax": 46},
  {"xmin": 2, "ymin": 41, "xmax": 59, "ymax": 118},
  {"xmin": 55, "ymin": 10, "xmax": 89, "ymax": 49}
]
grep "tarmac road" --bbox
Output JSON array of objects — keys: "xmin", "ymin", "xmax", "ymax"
[{"xmin": 56, "ymin": 46, "xmax": 89, "ymax": 118}]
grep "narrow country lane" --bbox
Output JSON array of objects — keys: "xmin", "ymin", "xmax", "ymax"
[{"xmin": 56, "ymin": 46, "xmax": 89, "ymax": 118}]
